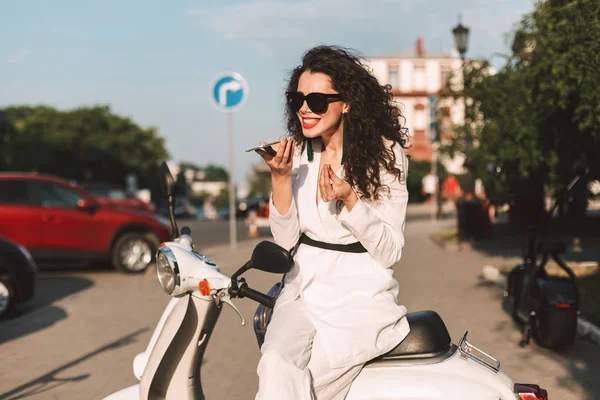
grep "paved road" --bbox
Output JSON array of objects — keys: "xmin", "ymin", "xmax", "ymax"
[
  {"xmin": 1, "ymin": 206, "xmax": 599, "ymax": 400},
  {"xmin": 175, "ymin": 218, "xmax": 256, "ymax": 249},
  {"xmin": 173, "ymin": 211, "xmax": 431, "ymax": 250}
]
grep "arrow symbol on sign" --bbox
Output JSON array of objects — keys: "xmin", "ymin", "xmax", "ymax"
[{"xmin": 218, "ymin": 81, "xmax": 242, "ymax": 106}]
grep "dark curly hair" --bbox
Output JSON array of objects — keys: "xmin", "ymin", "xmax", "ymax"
[{"xmin": 285, "ymin": 45, "xmax": 409, "ymax": 201}]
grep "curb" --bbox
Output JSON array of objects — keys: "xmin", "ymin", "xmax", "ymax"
[
  {"xmin": 481, "ymin": 265, "xmax": 600, "ymax": 346},
  {"xmin": 577, "ymin": 318, "xmax": 600, "ymax": 344}
]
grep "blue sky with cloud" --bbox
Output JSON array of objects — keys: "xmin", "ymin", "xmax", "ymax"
[{"xmin": 1, "ymin": 0, "xmax": 534, "ymax": 185}]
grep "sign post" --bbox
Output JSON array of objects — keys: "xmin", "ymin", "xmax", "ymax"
[{"xmin": 210, "ymin": 72, "xmax": 249, "ymax": 250}]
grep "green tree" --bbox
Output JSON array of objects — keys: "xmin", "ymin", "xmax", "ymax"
[
  {"xmin": 521, "ymin": 0, "xmax": 600, "ymax": 217},
  {"xmin": 247, "ymin": 171, "xmax": 271, "ymax": 198},
  {"xmin": 441, "ymin": 0, "xmax": 600, "ymax": 228},
  {"xmin": 215, "ymin": 187, "xmax": 230, "ymax": 209},
  {"xmin": 177, "ymin": 161, "xmax": 228, "ymax": 183},
  {"xmin": 179, "ymin": 161, "xmax": 202, "ymax": 174},
  {"xmin": 467, "ymin": 62, "xmax": 547, "ymax": 229},
  {"xmin": 203, "ymin": 165, "xmax": 229, "ymax": 182},
  {"xmin": 0, "ymin": 105, "xmax": 170, "ymax": 201}
]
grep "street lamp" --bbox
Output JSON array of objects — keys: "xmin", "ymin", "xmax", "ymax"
[
  {"xmin": 452, "ymin": 18, "xmax": 475, "ymax": 198},
  {"xmin": 451, "ymin": 18, "xmax": 479, "ymax": 240},
  {"xmin": 452, "ymin": 21, "xmax": 470, "ymax": 60}
]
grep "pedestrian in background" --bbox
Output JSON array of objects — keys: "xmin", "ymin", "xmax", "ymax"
[
  {"xmin": 442, "ymin": 173, "xmax": 462, "ymax": 211},
  {"xmin": 421, "ymin": 171, "xmax": 438, "ymax": 204}
]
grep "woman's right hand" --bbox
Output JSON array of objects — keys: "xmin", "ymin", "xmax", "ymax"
[{"xmin": 256, "ymin": 137, "xmax": 294, "ymax": 178}]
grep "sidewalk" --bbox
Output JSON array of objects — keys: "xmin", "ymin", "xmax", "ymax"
[
  {"xmin": 399, "ymin": 206, "xmax": 600, "ymax": 400},
  {"xmin": 424, "ymin": 201, "xmax": 600, "ymax": 329}
]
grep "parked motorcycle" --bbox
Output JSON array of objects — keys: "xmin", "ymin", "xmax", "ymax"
[
  {"xmin": 104, "ymin": 162, "xmax": 548, "ymax": 400},
  {"xmin": 504, "ymin": 175, "xmax": 582, "ymax": 349}
]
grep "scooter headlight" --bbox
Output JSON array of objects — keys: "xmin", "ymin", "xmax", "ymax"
[{"xmin": 157, "ymin": 247, "xmax": 178, "ymax": 294}]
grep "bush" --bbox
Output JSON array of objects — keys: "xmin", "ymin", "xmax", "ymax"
[
  {"xmin": 215, "ymin": 188, "xmax": 230, "ymax": 209},
  {"xmin": 407, "ymin": 161, "xmax": 447, "ymax": 203}
]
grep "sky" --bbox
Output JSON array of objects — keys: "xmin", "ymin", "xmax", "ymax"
[{"xmin": 0, "ymin": 0, "xmax": 535, "ymax": 187}]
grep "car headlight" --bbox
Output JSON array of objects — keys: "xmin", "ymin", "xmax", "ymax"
[{"xmin": 156, "ymin": 248, "xmax": 178, "ymax": 294}]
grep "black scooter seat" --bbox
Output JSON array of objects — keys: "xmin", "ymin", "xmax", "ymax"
[{"xmin": 380, "ymin": 310, "xmax": 451, "ymax": 360}]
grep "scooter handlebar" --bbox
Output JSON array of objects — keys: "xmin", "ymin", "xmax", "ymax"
[{"xmin": 238, "ymin": 283, "xmax": 276, "ymax": 309}]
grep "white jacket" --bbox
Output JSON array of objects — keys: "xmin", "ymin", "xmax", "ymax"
[{"xmin": 269, "ymin": 139, "xmax": 410, "ymax": 369}]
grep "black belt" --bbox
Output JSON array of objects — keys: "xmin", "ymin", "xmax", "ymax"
[{"xmin": 298, "ymin": 233, "xmax": 367, "ymax": 253}]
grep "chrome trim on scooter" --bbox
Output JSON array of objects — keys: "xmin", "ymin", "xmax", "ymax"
[
  {"xmin": 458, "ymin": 331, "xmax": 501, "ymax": 372},
  {"xmin": 159, "ymin": 245, "xmax": 179, "ymax": 270}
]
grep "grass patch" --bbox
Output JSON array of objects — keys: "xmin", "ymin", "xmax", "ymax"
[{"xmin": 497, "ymin": 262, "xmax": 600, "ymax": 327}]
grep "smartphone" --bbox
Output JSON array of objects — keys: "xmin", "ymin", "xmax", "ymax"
[{"xmin": 245, "ymin": 140, "xmax": 281, "ymax": 153}]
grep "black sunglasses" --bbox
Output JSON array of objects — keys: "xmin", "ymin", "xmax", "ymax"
[{"xmin": 286, "ymin": 91, "xmax": 342, "ymax": 114}]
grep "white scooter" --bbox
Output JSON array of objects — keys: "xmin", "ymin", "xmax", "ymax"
[{"xmin": 104, "ymin": 162, "xmax": 549, "ymax": 400}]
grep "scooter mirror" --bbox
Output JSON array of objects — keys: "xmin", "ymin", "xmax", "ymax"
[
  {"xmin": 159, "ymin": 162, "xmax": 177, "ymax": 197},
  {"xmin": 159, "ymin": 161, "xmax": 180, "ymax": 238},
  {"xmin": 248, "ymin": 241, "xmax": 294, "ymax": 274}
]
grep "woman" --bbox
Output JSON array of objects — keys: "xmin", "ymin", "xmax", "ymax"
[{"xmin": 255, "ymin": 45, "xmax": 411, "ymax": 400}]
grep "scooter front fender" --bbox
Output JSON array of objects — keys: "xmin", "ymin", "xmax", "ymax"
[
  {"xmin": 102, "ymin": 296, "xmax": 190, "ymax": 400},
  {"xmin": 134, "ymin": 296, "xmax": 184, "ymax": 380},
  {"xmin": 139, "ymin": 294, "xmax": 192, "ymax": 399}
]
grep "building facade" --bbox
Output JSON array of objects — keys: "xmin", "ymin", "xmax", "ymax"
[
  {"xmin": 166, "ymin": 161, "xmax": 228, "ymax": 197},
  {"xmin": 366, "ymin": 38, "xmax": 466, "ymax": 174}
]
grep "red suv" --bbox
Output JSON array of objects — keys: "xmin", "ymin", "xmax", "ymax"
[
  {"xmin": 0, "ymin": 173, "xmax": 171, "ymax": 273},
  {"xmin": 79, "ymin": 183, "xmax": 155, "ymax": 213}
]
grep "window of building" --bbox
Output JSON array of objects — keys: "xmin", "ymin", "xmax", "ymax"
[
  {"xmin": 414, "ymin": 64, "xmax": 426, "ymax": 92},
  {"xmin": 414, "ymin": 109, "xmax": 426, "ymax": 130},
  {"xmin": 388, "ymin": 66, "xmax": 399, "ymax": 88},
  {"xmin": 441, "ymin": 66, "xmax": 452, "ymax": 89}
]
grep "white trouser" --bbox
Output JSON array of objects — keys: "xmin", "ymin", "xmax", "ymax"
[{"xmin": 256, "ymin": 297, "xmax": 364, "ymax": 400}]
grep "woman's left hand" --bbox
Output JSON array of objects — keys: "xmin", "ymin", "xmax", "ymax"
[{"xmin": 319, "ymin": 164, "xmax": 358, "ymax": 209}]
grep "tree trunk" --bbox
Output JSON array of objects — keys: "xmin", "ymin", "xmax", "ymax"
[{"xmin": 509, "ymin": 178, "xmax": 547, "ymax": 232}]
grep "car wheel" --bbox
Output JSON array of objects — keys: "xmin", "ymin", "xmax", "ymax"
[
  {"xmin": 111, "ymin": 232, "xmax": 156, "ymax": 274},
  {"xmin": 0, "ymin": 279, "xmax": 13, "ymax": 318}
]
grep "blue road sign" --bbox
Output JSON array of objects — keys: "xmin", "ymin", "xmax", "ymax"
[{"xmin": 210, "ymin": 72, "xmax": 249, "ymax": 112}]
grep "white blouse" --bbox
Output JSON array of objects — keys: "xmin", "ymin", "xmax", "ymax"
[{"xmin": 269, "ymin": 138, "xmax": 410, "ymax": 369}]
